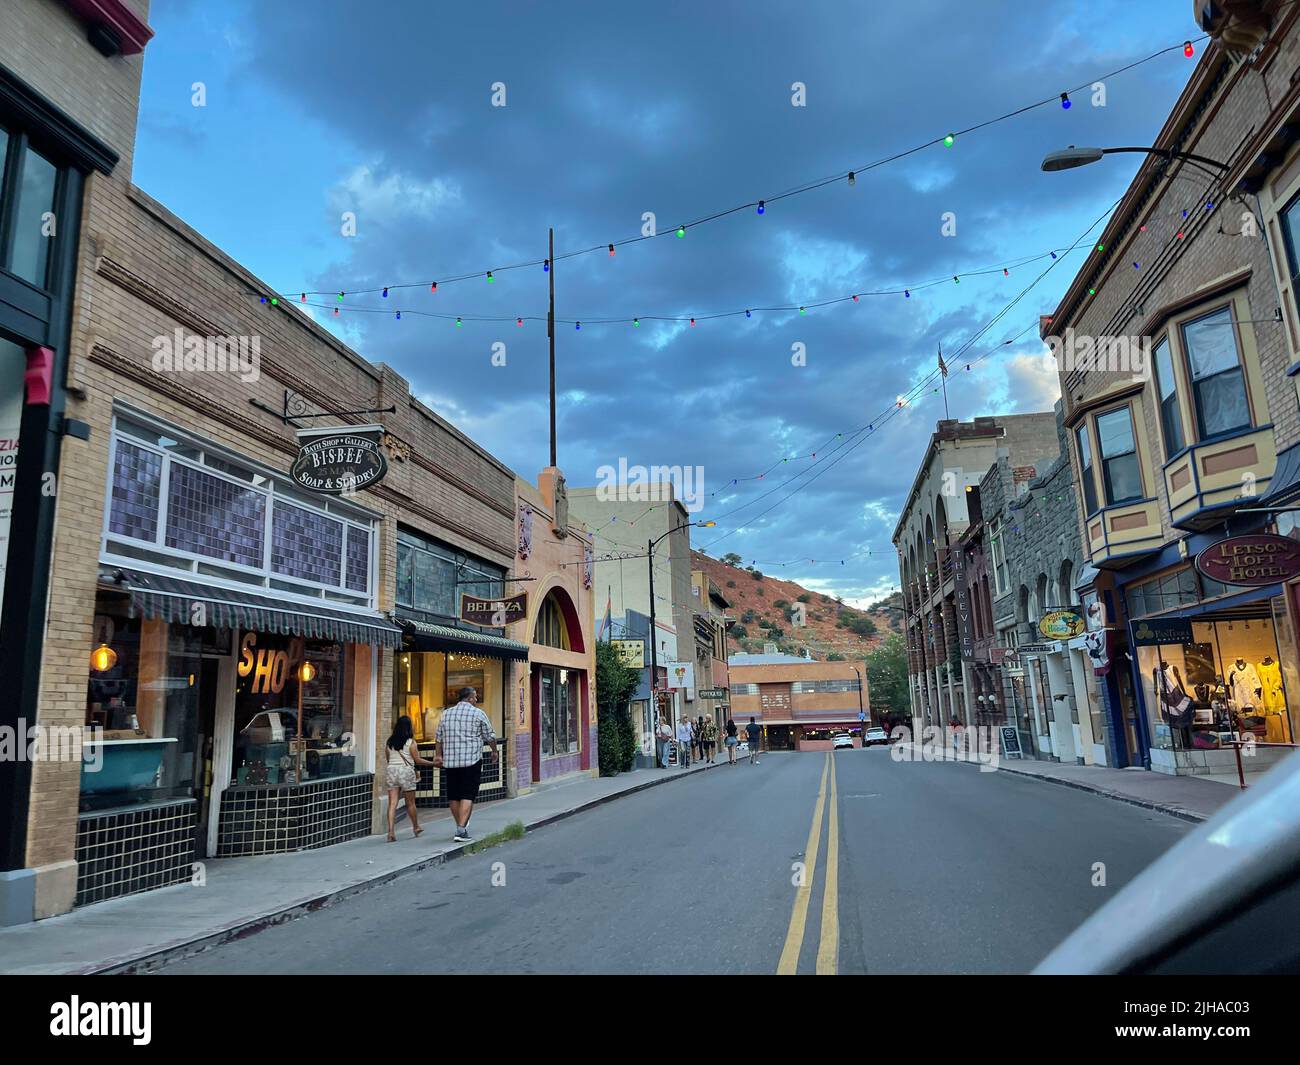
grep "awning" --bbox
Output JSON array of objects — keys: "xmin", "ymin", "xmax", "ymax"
[
  {"xmin": 102, "ymin": 567, "xmax": 404, "ymax": 647},
  {"xmin": 1253, "ymin": 441, "xmax": 1300, "ymax": 509},
  {"xmin": 399, "ymin": 617, "xmax": 530, "ymax": 662}
]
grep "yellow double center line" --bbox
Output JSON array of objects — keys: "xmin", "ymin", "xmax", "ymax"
[{"xmin": 777, "ymin": 751, "xmax": 839, "ymax": 974}]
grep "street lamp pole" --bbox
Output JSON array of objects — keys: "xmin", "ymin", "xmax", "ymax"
[
  {"xmin": 1041, "ymin": 145, "xmax": 1230, "ymax": 176},
  {"xmin": 852, "ymin": 666, "xmax": 865, "ymax": 736},
  {"xmin": 646, "ymin": 518, "xmax": 715, "ymax": 768}
]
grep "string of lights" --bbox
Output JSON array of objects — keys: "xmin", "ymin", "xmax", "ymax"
[{"xmin": 254, "ymin": 34, "xmax": 1205, "ymax": 306}]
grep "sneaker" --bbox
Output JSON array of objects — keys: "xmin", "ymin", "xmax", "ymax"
[{"xmin": 453, "ymin": 828, "xmax": 473, "ymax": 843}]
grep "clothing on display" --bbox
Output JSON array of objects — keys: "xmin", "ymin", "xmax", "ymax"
[
  {"xmin": 1153, "ymin": 662, "xmax": 1194, "ymax": 727},
  {"xmin": 1227, "ymin": 658, "xmax": 1262, "ymax": 712}
]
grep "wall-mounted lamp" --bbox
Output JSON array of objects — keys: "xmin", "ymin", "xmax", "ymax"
[{"xmin": 90, "ymin": 643, "xmax": 117, "ymax": 672}]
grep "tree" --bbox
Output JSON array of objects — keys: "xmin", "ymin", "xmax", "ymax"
[
  {"xmin": 845, "ymin": 614, "xmax": 877, "ymax": 637},
  {"xmin": 865, "ymin": 633, "xmax": 908, "ymax": 720},
  {"xmin": 826, "ymin": 651, "xmax": 845, "ymax": 661},
  {"xmin": 796, "ymin": 593, "xmax": 811, "ymax": 603},
  {"xmin": 721, "ymin": 552, "xmax": 743, "ymax": 567},
  {"xmin": 595, "ymin": 641, "xmax": 641, "ymax": 775}
]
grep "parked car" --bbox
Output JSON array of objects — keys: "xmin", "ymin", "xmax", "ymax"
[
  {"xmin": 862, "ymin": 726, "xmax": 889, "ymax": 747},
  {"xmin": 832, "ymin": 733, "xmax": 854, "ymax": 750}
]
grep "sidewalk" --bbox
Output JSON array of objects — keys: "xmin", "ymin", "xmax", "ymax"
[
  {"xmin": 0, "ymin": 754, "xmax": 732, "ymax": 975},
  {"xmin": 898, "ymin": 741, "xmax": 1246, "ymax": 823}
]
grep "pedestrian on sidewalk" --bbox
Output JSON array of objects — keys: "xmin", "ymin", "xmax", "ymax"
[
  {"xmin": 433, "ymin": 687, "xmax": 498, "ymax": 843},
  {"xmin": 724, "ymin": 717, "xmax": 739, "ymax": 763},
  {"xmin": 384, "ymin": 715, "xmax": 437, "ymax": 842},
  {"xmin": 702, "ymin": 714, "xmax": 718, "ymax": 762},
  {"xmin": 676, "ymin": 716, "xmax": 693, "ymax": 767},
  {"xmin": 949, "ymin": 716, "xmax": 964, "ymax": 761},
  {"xmin": 746, "ymin": 717, "xmax": 762, "ymax": 764},
  {"xmin": 694, "ymin": 714, "xmax": 705, "ymax": 762},
  {"xmin": 656, "ymin": 715, "xmax": 674, "ymax": 767}
]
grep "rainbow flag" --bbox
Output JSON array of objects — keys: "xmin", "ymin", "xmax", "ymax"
[{"xmin": 597, "ymin": 591, "xmax": 612, "ymax": 641}]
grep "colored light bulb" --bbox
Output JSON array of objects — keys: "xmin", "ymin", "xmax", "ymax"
[
  {"xmin": 608, "ymin": 244, "xmax": 615, "ymax": 256},
  {"xmin": 745, "ymin": 309, "xmax": 751, "ymax": 318},
  {"xmin": 575, "ymin": 321, "xmax": 581, "ymax": 330},
  {"xmin": 690, "ymin": 318, "xmax": 696, "ymax": 326},
  {"xmin": 543, "ymin": 260, "xmax": 550, "ymax": 272},
  {"xmin": 676, "ymin": 226, "xmax": 685, "ymax": 237},
  {"xmin": 944, "ymin": 133, "xmax": 954, "ymax": 147},
  {"xmin": 517, "ymin": 317, "xmax": 523, "ymax": 327},
  {"xmin": 395, "ymin": 310, "xmax": 401, "ymax": 319},
  {"xmin": 1003, "ymin": 268, "xmax": 1009, "ymax": 276},
  {"xmin": 852, "ymin": 294, "xmax": 859, "ymax": 302},
  {"xmin": 486, "ymin": 271, "xmax": 494, "ymax": 282},
  {"xmin": 953, "ymin": 276, "xmax": 960, "ymax": 283},
  {"xmin": 338, "ymin": 292, "xmax": 344, "ymax": 301},
  {"xmin": 756, "ymin": 201, "xmax": 765, "ymax": 215},
  {"xmin": 259, "ymin": 296, "xmax": 266, "ymax": 303},
  {"xmin": 1060, "ymin": 92, "xmax": 1070, "ymax": 109},
  {"xmin": 430, "ymin": 282, "xmax": 437, "ymax": 292},
  {"xmin": 633, "ymin": 318, "xmax": 639, "ymax": 327},
  {"xmin": 300, "ymin": 293, "xmax": 306, "ymax": 302},
  {"xmin": 333, "ymin": 307, "xmax": 339, "ymax": 316},
  {"xmin": 1184, "ymin": 40, "xmax": 1194, "ymax": 58},
  {"xmin": 456, "ymin": 317, "xmax": 462, "ymax": 326},
  {"xmin": 847, "ymin": 171, "xmax": 856, "ymax": 186},
  {"xmin": 382, "ymin": 287, "xmax": 388, "ymax": 298},
  {"xmin": 904, "ymin": 290, "xmax": 910, "ymax": 298},
  {"xmin": 270, "ymin": 297, "xmax": 278, "ymax": 306}
]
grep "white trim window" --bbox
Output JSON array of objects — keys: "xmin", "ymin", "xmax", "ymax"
[
  {"xmin": 103, "ymin": 414, "xmax": 378, "ymax": 607},
  {"xmin": 990, "ymin": 519, "xmax": 1008, "ymax": 597}
]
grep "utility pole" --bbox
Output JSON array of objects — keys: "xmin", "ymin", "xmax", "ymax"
[
  {"xmin": 548, "ymin": 227, "xmax": 556, "ymax": 468},
  {"xmin": 647, "ymin": 537, "xmax": 660, "ymax": 767}
]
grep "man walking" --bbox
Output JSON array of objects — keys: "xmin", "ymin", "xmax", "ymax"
[
  {"xmin": 433, "ymin": 686, "xmax": 497, "ymax": 843},
  {"xmin": 676, "ymin": 715, "xmax": 693, "ymax": 768},
  {"xmin": 745, "ymin": 716, "xmax": 762, "ymax": 764}
]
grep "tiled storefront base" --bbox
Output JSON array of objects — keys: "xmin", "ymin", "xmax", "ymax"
[
  {"xmin": 75, "ymin": 799, "xmax": 197, "ymax": 907},
  {"xmin": 413, "ymin": 741, "xmax": 508, "ymax": 807},
  {"xmin": 217, "ymin": 773, "xmax": 373, "ymax": 857}
]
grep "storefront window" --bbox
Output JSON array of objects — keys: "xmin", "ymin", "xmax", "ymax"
[
  {"xmin": 1136, "ymin": 617, "xmax": 1292, "ymax": 751},
  {"xmin": 2, "ymin": 130, "xmax": 59, "ymax": 288},
  {"xmin": 539, "ymin": 666, "xmax": 579, "ymax": 756},
  {"xmin": 391, "ymin": 649, "xmax": 503, "ymax": 742},
  {"xmin": 83, "ymin": 595, "xmax": 204, "ymax": 811},
  {"xmin": 231, "ymin": 632, "xmax": 352, "ymax": 786},
  {"xmin": 395, "ymin": 527, "xmax": 505, "ymax": 624}
]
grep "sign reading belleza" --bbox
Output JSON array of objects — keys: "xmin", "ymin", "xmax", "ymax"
[
  {"xmin": 291, "ymin": 425, "xmax": 388, "ymax": 494},
  {"xmin": 460, "ymin": 592, "xmax": 527, "ymax": 627},
  {"xmin": 1195, "ymin": 533, "xmax": 1300, "ymax": 587}
]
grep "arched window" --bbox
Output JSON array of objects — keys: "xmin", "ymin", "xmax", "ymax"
[{"xmin": 535, "ymin": 592, "xmax": 570, "ymax": 650}]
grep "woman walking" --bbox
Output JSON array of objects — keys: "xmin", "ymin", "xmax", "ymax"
[
  {"xmin": 702, "ymin": 714, "xmax": 718, "ymax": 763},
  {"xmin": 723, "ymin": 716, "xmax": 739, "ymax": 764},
  {"xmin": 385, "ymin": 715, "xmax": 436, "ymax": 841}
]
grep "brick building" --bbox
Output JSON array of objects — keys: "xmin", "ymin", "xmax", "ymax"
[
  {"xmin": 1047, "ymin": 0, "xmax": 1300, "ymax": 778},
  {"xmin": 727, "ymin": 653, "xmax": 868, "ymax": 751}
]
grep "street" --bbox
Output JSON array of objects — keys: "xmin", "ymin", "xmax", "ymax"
[{"xmin": 160, "ymin": 751, "xmax": 1190, "ymax": 975}]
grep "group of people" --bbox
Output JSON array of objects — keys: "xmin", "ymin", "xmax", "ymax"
[{"xmin": 657, "ymin": 713, "xmax": 763, "ymax": 767}]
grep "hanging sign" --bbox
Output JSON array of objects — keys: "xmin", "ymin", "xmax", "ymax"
[
  {"xmin": 291, "ymin": 424, "xmax": 388, "ymax": 494},
  {"xmin": 1195, "ymin": 533, "xmax": 1300, "ymax": 587},
  {"xmin": 665, "ymin": 661, "xmax": 696, "ymax": 689},
  {"xmin": 1038, "ymin": 610, "xmax": 1085, "ymax": 640},
  {"xmin": 460, "ymin": 592, "xmax": 527, "ymax": 627},
  {"xmin": 611, "ymin": 638, "xmax": 645, "ymax": 669},
  {"xmin": 1131, "ymin": 618, "xmax": 1193, "ymax": 646}
]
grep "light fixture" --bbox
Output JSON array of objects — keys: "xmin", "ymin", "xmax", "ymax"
[
  {"xmin": 90, "ymin": 643, "xmax": 118, "ymax": 672},
  {"xmin": 299, "ymin": 661, "xmax": 317, "ymax": 683}
]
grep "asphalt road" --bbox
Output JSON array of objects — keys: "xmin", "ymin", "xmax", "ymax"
[{"xmin": 160, "ymin": 748, "xmax": 1191, "ymax": 974}]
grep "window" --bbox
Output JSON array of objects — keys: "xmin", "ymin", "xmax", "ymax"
[
  {"xmin": 990, "ymin": 520, "xmax": 1008, "ymax": 597},
  {"xmin": 791, "ymin": 679, "xmax": 861, "ymax": 694},
  {"xmin": 535, "ymin": 592, "xmax": 571, "ymax": 650},
  {"xmin": 1095, "ymin": 407, "xmax": 1143, "ymax": 505},
  {"xmin": 1151, "ymin": 336, "xmax": 1185, "ymax": 456},
  {"xmin": 396, "ymin": 528, "xmax": 504, "ymax": 621},
  {"xmin": 1181, "ymin": 306, "xmax": 1250, "ymax": 439},
  {"xmin": 1076, "ymin": 425, "xmax": 1099, "ymax": 514},
  {"xmin": 1280, "ymin": 191, "xmax": 1300, "ymax": 285},
  {"xmin": 0, "ymin": 123, "xmax": 62, "ymax": 289},
  {"xmin": 539, "ymin": 666, "xmax": 579, "ymax": 756},
  {"xmin": 105, "ymin": 417, "xmax": 375, "ymax": 602}
]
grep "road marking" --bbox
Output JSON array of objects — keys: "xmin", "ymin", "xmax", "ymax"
[
  {"xmin": 816, "ymin": 753, "xmax": 839, "ymax": 975},
  {"xmin": 777, "ymin": 753, "xmax": 828, "ymax": 975}
]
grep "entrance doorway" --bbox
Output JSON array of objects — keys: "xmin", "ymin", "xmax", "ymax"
[
  {"xmin": 766, "ymin": 725, "xmax": 793, "ymax": 751},
  {"xmin": 194, "ymin": 657, "xmax": 219, "ymax": 857}
]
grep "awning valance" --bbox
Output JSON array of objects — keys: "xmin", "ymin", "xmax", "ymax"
[
  {"xmin": 1254, "ymin": 441, "xmax": 1300, "ymax": 509},
  {"xmin": 399, "ymin": 617, "xmax": 530, "ymax": 662},
  {"xmin": 102, "ymin": 567, "xmax": 404, "ymax": 647}
]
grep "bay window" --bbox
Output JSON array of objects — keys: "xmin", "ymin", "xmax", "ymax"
[
  {"xmin": 1095, "ymin": 406, "xmax": 1143, "ymax": 505},
  {"xmin": 1181, "ymin": 305, "xmax": 1251, "ymax": 439},
  {"xmin": 1151, "ymin": 336, "xmax": 1185, "ymax": 456},
  {"xmin": 1076, "ymin": 425, "xmax": 1099, "ymax": 514}
]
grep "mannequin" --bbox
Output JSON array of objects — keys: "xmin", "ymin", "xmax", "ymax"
[
  {"xmin": 1257, "ymin": 655, "xmax": 1289, "ymax": 742},
  {"xmin": 1227, "ymin": 657, "xmax": 1262, "ymax": 712},
  {"xmin": 1153, "ymin": 661, "xmax": 1193, "ymax": 727}
]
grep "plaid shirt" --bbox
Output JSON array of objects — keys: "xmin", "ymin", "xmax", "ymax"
[{"xmin": 435, "ymin": 701, "xmax": 496, "ymax": 768}]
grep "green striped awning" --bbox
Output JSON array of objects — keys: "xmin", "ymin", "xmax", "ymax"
[
  {"xmin": 399, "ymin": 617, "xmax": 530, "ymax": 661},
  {"xmin": 104, "ymin": 567, "xmax": 404, "ymax": 647}
]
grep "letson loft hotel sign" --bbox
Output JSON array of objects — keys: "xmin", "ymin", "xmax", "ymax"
[
  {"xmin": 290, "ymin": 425, "xmax": 389, "ymax": 494},
  {"xmin": 1195, "ymin": 534, "xmax": 1300, "ymax": 587}
]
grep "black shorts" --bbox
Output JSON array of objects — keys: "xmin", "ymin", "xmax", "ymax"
[{"xmin": 445, "ymin": 760, "xmax": 483, "ymax": 802}]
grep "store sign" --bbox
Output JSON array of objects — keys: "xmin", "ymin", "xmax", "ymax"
[
  {"xmin": 1195, "ymin": 533, "xmax": 1300, "ymax": 587},
  {"xmin": 238, "ymin": 632, "xmax": 303, "ymax": 694},
  {"xmin": 989, "ymin": 647, "xmax": 1015, "ymax": 665},
  {"xmin": 612, "ymin": 638, "xmax": 645, "ymax": 669},
  {"xmin": 698, "ymin": 688, "xmax": 727, "ymax": 699},
  {"xmin": 290, "ymin": 425, "xmax": 388, "ymax": 494},
  {"xmin": 1131, "ymin": 618, "xmax": 1193, "ymax": 646},
  {"xmin": 460, "ymin": 592, "xmax": 527, "ymax": 627},
  {"xmin": 951, "ymin": 540, "xmax": 974, "ymax": 660},
  {"xmin": 665, "ymin": 661, "xmax": 695, "ymax": 689},
  {"xmin": 1018, "ymin": 641, "xmax": 1057, "ymax": 654},
  {"xmin": 1038, "ymin": 610, "xmax": 1085, "ymax": 640}
]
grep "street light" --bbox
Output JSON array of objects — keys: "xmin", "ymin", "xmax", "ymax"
[
  {"xmin": 647, "ymin": 518, "xmax": 715, "ymax": 768},
  {"xmin": 1041, "ymin": 145, "xmax": 1230, "ymax": 175},
  {"xmin": 851, "ymin": 666, "xmax": 866, "ymax": 743}
]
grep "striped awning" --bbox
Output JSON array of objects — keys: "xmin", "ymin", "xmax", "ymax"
[
  {"xmin": 400, "ymin": 617, "xmax": 530, "ymax": 662},
  {"xmin": 103, "ymin": 567, "xmax": 404, "ymax": 647}
]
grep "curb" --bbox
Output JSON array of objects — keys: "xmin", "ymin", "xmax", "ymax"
[
  {"xmin": 92, "ymin": 757, "xmax": 732, "ymax": 975},
  {"xmin": 895, "ymin": 742, "xmax": 1213, "ymax": 825}
]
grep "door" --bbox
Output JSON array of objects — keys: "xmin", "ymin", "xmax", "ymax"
[
  {"xmin": 531, "ymin": 668, "xmax": 544, "ymax": 783},
  {"xmin": 1118, "ymin": 666, "xmax": 1143, "ymax": 767}
]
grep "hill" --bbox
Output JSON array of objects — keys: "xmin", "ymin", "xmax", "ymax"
[{"xmin": 692, "ymin": 551, "xmax": 903, "ymax": 662}]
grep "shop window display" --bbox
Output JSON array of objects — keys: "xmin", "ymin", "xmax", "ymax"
[
  {"xmin": 1136, "ymin": 618, "xmax": 1293, "ymax": 750},
  {"xmin": 83, "ymin": 597, "xmax": 204, "ymax": 812},
  {"xmin": 392, "ymin": 650, "xmax": 503, "ymax": 741},
  {"xmin": 231, "ymin": 633, "xmax": 352, "ymax": 786}
]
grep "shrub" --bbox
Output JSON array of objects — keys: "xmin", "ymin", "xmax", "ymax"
[
  {"xmin": 726, "ymin": 580, "xmax": 736, "ymax": 588},
  {"xmin": 797, "ymin": 593, "xmax": 812, "ymax": 603}
]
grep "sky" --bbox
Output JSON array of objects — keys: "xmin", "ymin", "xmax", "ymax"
[{"xmin": 130, "ymin": 0, "xmax": 1199, "ymax": 607}]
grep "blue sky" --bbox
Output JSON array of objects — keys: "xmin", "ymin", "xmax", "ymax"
[{"xmin": 132, "ymin": 0, "xmax": 1199, "ymax": 606}]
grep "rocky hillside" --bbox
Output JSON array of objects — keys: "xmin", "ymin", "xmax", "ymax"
[{"xmin": 692, "ymin": 551, "xmax": 903, "ymax": 662}]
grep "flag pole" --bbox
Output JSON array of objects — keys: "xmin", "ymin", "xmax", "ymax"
[{"xmin": 939, "ymin": 342, "xmax": 950, "ymax": 420}]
